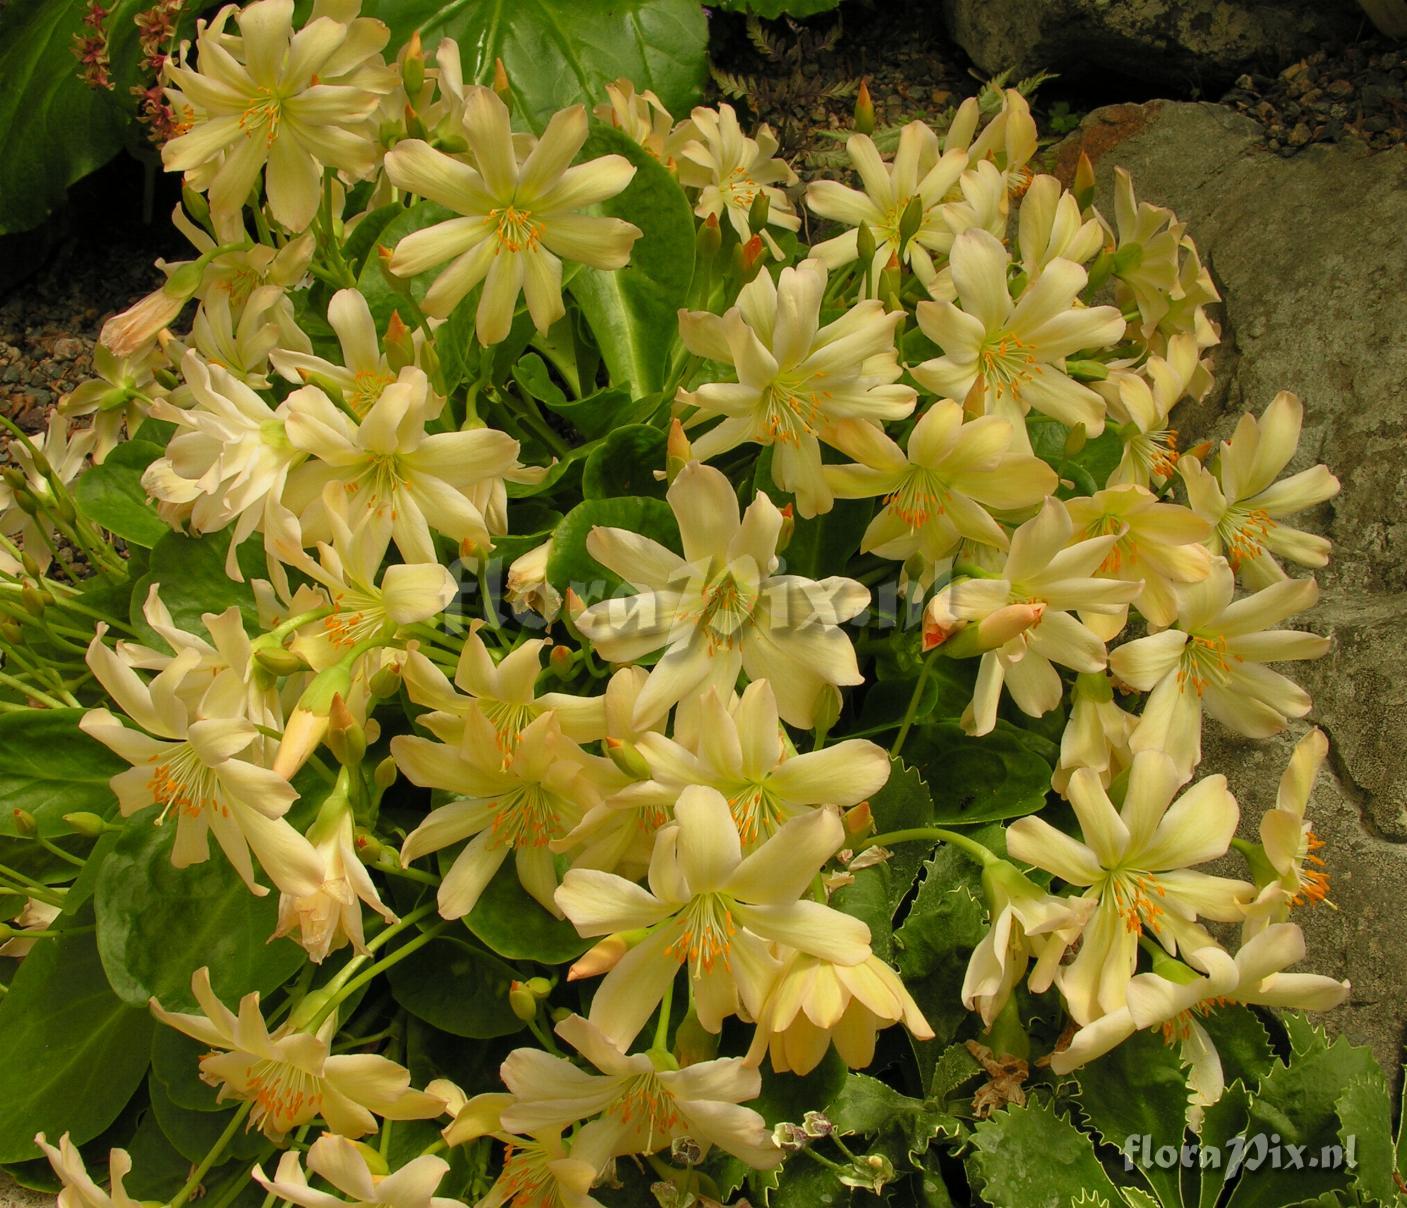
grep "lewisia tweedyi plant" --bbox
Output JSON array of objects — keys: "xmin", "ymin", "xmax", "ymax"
[{"xmin": 0, "ymin": 4, "xmax": 1380, "ymax": 1205}]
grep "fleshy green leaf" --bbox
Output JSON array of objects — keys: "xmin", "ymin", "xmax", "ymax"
[
  {"xmin": 94, "ymin": 807, "xmax": 307, "ymax": 1010},
  {"xmin": 1335, "ymin": 1068, "xmax": 1396, "ymax": 1207},
  {"xmin": 904, "ymin": 721, "xmax": 1052, "ymax": 824},
  {"xmin": 0, "ymin": 707, "xmax": 124, "ymax": 838},
  {"xmin": 0, "ymin": 911, "xmax": 154, "ymax": 1162},
  {"xmin": 461, "ymin": 867, "xmax": 591, "ymax": 964},
  {"xmin": 1071, "ymin": 1028, "xmax": 1189, "ymax": 1207},
  {"xmin": 385, "ymin": 936, "xmax": 525, "ymax": 1039},
  {"xmin": 73, "ymin": 441, "xmax": 169, "ymax": 548},
  {"xmin": 546, "ymin": 495, "xmax": 680, "ymax": 598},
  {"xmin": 147, "ymin": 1072, "xmax": 265, "ymax": 1163},
  {"xmin": 582, "ymin": 425, "xmax": 667, "ymax": 499},
  {"xmin": 829, "ymin": 1072, "xmax": 962, "ymax": 1163},
  {"xmin": 358, "ymin": 0, "xmax": 708, "ymax": 130},
  {"xmin": 966, "ymin": 1100, "xmax": 1123, "ymax": 1208},
  {"xmin": 1198, "ymin": 1080, "xmax": 1252, "ymax": 1208},
  {"xmin": 568, "ymin": 126, "xmax": 696, "ymax": 397},
  {"xmin": 129, "ymin": 531, "xmax": 264, "ymax": 646}
]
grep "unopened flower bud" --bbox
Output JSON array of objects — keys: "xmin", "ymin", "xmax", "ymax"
[
  {"xmin": 0, "ymin": 619, "xmax": 19, "ymax": 645},
  {"xmin": 843, "ymin": 801, "xmax": 873, "ymax": 837},
  {"xmin": 274, "ymin": 657, "xmax": 356, "ymax": 778},
  {"xmin": 21, "ymin": 582, "xmax": 49, "ymax": 616},
  {"xmin": 181, "ymin": 185, "xmax": 210, "ymax": 226},
  {"xmin": 737, "ymin": 234, "xmax": 765, "ymax": 283},
  {"xmin": 354, "ymin": 829, "xmax": 387, "ymax": 863},
  {"xmin": 508, "ymin": 980, "xmax": 540, "ymax": 1021},
  {"xmin": 351, "ymin": 1142, "xmax": 389, "ymax": 1177},
  {"xmin": 896, "ymin": 195, "xmax": 923, "ymax": 252},
  {"xmin": 548, "ymin": 644, "xmax": 573, "ymax": 680},
  {"xmin": 254, "ymin": 645, "xmax": 308, "ymax": 677},
  {"xmin": 854, "ymin": 77, "xmax": 875, "ymax": 135},
  {"xmin": 1064, "ymin": 360, "xmax": 1107, "ymax": 385},
  {"xmin": 921, "ymin": 591, "xmax": 965, "ymax": 652},
  {"xmin": 672, "ymin": 1008, "xmax": 718, "ymax": 1068},
  {"xmin": 775, "ymin": 502, "xmax": 795, "ymax": 553},
  {"xmin": 374, "ymin": 755, "xmax": 399, "ymax": 793},
  {"xmin": 695, "ymin": 211, "xmax": 721, "ymax": 262},
  {"xmin": 401, "ymin": 31, "xmax": 425, "ymax": 96},
  {"xmin": 11, "ymin": 808, "xmax": 37, "ymax": 836},
  {"xmin": 63, "ymin": 812, "xmax": 110, "ymax": 837},
  {"xmin": 605, "ymin": 737, "xmax": 652, "ymax": 781},
  {"xmin": 492, "ymin": 58, "xmax": 511, "ymax": 108},
  {"xmin": 369, "ymin": 661, "xmax": 403, "ymax": 700},
  {"xmin": 1063, "ymin": 424, "xmax": 1089, "ymax": 459},
  {"xmin": 666, "ymin": 418, "xmax": 692, "ymax": 484},
  {"xmin": 811, "ymin": 682, "xmax": 841, "ymax": 738},
  {"xmin": 855, "ymin": 220, "xmax": 876, "ymax": 269},
  {"xmin": 1073, "ymin": 150, "xmax": 1096, "ymax": 212},
  {"xmin": 568, "ymin": 932, "xmax": 632, "ymax": 981},
  {"xmin": 878, "ymin": 252, "xmax": 902, "ymax": 303},
  {"xmin": 747, "ymin": 188, "xmax": 770, "ymax": 234},
  {"xmin": 326, "ymin": 694, "xmax": 367, "ymax": 767},
  {"xmin": 942, "ymin": 602, "xmax": 1046, "ymax": 658}
]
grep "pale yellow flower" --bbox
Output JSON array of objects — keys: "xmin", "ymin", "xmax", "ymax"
[
  {"xmin": 384, "ymin": 87, "xmax": 640, "ymax": 342},
  {"xmin": 34, "ymin": 1133, "xmax": 142, "ymax": 1208},
  {"xmin": 254, "ymin": 1134, "xmax": 465, "ymax": 1208},
  {"xmin": 673, "ymin": 103, "xmax": 799, "ymax": 247},
  {"xmin": 595, "ymin": 79, "xmax": 674, "ymax": 162},
  {"xmin": 0, "ymin": 412, "xmax": 96, "ymax": 575}
]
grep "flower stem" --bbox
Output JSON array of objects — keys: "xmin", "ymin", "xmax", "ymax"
[
  {"xmin": 169, "ymin": 1100, "xmax": 253, "ymax": 1208},
  {"xmin": 890, "ymin": 651, "xmax": 936, "ymax": 758},
  {"xmin": 857, "ymin": 826, "xmax": 998, "ymax": 867},
  {"xmin": 652, "ymin": 969, "xmax": 677, "ymax": 1054}
]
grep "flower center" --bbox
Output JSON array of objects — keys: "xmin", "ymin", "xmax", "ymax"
[
  {"xmin": 1128, "ymin": 427, "xmax": 1179, "ymax": 481},
  {"xmin": 489, "ymin": 206, "xmax": 543, "ymax": 254},
  {"xmin": 146, "ymin": 743, "xmax": 224, "ymax": 822},
  {"xmin": 239, "ymin": 89, "xmax": 284, "ymax": 145},
  {"xmin": 610, "ymin": 1072, "xmax": 684, "ymax": 1149},
  {"xmin": 759, "ymin": 373, "xmax": 830, "ymax": 444},
  {"xmin": 489, "ymin": 782, "xmax": 568, "ymax": 849},
  {"xmin": 885, "ymin": 467, "xmax": 946, "ymax": 531},
  {"xmin": 348, "ymin": 369, "xmax": 395, "ymax": 416},
  {"xmin": 497, "ymin": 1141, "xmax": 570, "ymax": 1208},
  {"xmin": 236, "ymin": 1056, "xmax": 323, "ymax": 1133},
  {"xmin": 1290, "ymin": 824, "xmax": 1332, "ymax": 907},
  {"xmin": 667, "ymin": 893, "xmax": 737, "ymax": 977},
  {"xmin": 478, "ymin": 698, "xmax": 541, "ymax": 756},
  {"xmin": 978, "ymin": 332, "xmax": 1041, "ymax": 399},
  {"xmin": 321, "ymin": 588, "xmax": 386, "ymax": 648},
  {"xmin": 723, "ymin": 166, "xmax": 759, "ymax": 210},
  {"xmin": 727, "ymin": 781, "xmax": 786, "ymax": 845},
  {"xmin": 1108, "ymin": 870, "xmax": 1167, "ymax": 937},
  {"xmin": 694, "ymin": 571, "xmax": 755, "ymax": 652},
  {"xmin": 1217, "ymin": 504, "xmax": 1276, "ymax": 569},
  {"xmin": 1176, "ymin": 633, "xmax": 1237, "ymax": 696}
]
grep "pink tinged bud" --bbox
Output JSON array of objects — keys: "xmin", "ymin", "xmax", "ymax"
[
  {"xmin": 666, "ymin": 418, "xmax": 692, "ymax": 483},
  {"xmin": 854, "ymin": 78, "xmax": 875, "ymax": 135},
  {"xmin": 843, "ymin": 801, "xmax": 874, "ymax": 837},
  {"xmin": 976, "ymin": 602, "xmax": 1045, "ymax": 648},
  {"xmin": 273, "ymin": 707, "xmax": 328, "ymax": 780},
  {"xmin": 567, "ymin": 933, "xmax": 631, "ymax": 981},
  {"xmin": 921, "ymin": 593, "xmax": 964, "ymax": 652}
]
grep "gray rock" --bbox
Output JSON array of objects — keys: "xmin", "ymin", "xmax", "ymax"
[
  {"xmin": 0, "ymin": 1173, "xmax": 50, "ymax": 1208},
  {"xmin": 942, "ymin": 0, "xmax": 1363, "ymax": 93},
  {"xmin": 1059, "ymin": 100, "xmax": 1407, "ymax": 1074}
]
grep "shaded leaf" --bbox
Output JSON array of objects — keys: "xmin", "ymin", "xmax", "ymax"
[
  {"xmin": 74, "ymin": 441, "xmax": 168, "ymax": 548},
  {"xmin": 966, "ymin": 1100, "xmax": 1123, "ymax": 1208},
  {"xmin": 0, "ymin": 708, "xmax": 124, "ymax": 838}
]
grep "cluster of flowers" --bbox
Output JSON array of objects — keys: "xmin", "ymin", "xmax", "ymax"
[{"xmin": 4, "ymin": 0, "xmax": 1350, "ymax": 1203}]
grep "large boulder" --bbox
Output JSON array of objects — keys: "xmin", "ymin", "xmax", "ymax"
[
  {"xmin": 1056, "ymin": 101, "xmax": 1407, "ymax": 1073},
  {"xmin": 943, "ymin": 0, "xmax": 1364, "ymax": 93}
]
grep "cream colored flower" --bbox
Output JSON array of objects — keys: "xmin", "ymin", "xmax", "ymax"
[
  {"xmin": 501, "ymin": 1014, "xmax": 781, "ymax": 1169},
  {"xmin": 1065, "ymin": 483, "xmax": 1212, "ymax": 637},
  {"xmin": 1253, "ymin": 728, "xmax": 1333, "ymax": 923},
  {"xmin": 676, "ymin": 258, "xmax": 916, "ymax": 516},
  {"xmin": 1180, "ymin": 391, "xmax": 1340, "ymax": 589},
  {"xmin": 747, "ymin": 951, "xmax": 933, "ymax": 1076},
  {"xmin": 575, "ymin": 462, "xmax": 869, "ymax": 729},
  {"xmin": 556, "ymin": 787, "xmax": 870, "ymax": 1048},
  {"xmin": 162, "ymin": 0, "xmax": 395, "ymax": 230},
  {"xmin": 1098, "ymin": 332, "xmax": 1201, "ymax": 487},
  {"xmin": 151, "ymin": 968, "xmax": 444, "ymax": 1140},
  {"xmin": 1106, "ymin": 167, "xmax": 1184, "ymax": 339},
  {"xmin": 962, "ymin": 861, "xmax": 1094, "ymax": 1027},
  {"xmin": 271, "ymin": 287, "xmax": 423, "ymax": 415},
  {"xmin": 505, "ymin": 539, "xmax": 562, "ymax": 620},
  {"xmin": 913, "ymin": 229, "xmax": 1125, "ymax": 438},
  {"xmin": 0, "ymin": 412, "xmax": 96, "ymax": 575},
  {"xmin": 142, "ymin": 351, "xmax": 305, "ymax": 581},
  {"xmin": 673, "ymin": 103, "xmax": 799, "ymax": 247},
  {"xmin": 805, "ymin": 122, "xmax": 969, "ymax": 287},
  {"xmin": 941, "ymin": 89, "xmax": 1038, "ymax": 198},
  {"xmin": 283, "ymin": 365, "xmax": 522, "ymax": 564},
  {"xmin": 60, "ymin": 342, "xmax": 165, "ymax": 463},
  {"xmin": 1052, "ymin": 671, "xmax": 1137, "ymax": 797},
  {"xmin": 930, "ymin": 498, "xmax": 1140, "ymax": 735},
  {"xmin": 1017, "ymin": 174, "xmax": 1103, "ymax": 277},
  {"xmin": 1110, "ymin": 558, "xmax": 1330, "ymax": 777},
  {"xmin": 392, "ymin": 707, "xmax": 605, "ymax": 918},
  {"xmin": 1007, "ymin": 752, "xmax": 1255, "ymax": 1023},
  {"xmin": 80, "ymin": 630, "xmax": 323, "ymax": 898},
  {"xmin": 1050, "ymin": 924, "xmax": 1348, "ymax": 1114},
  {"xmin": 398, "ymin": 631, "xmax": 606, "ymax": 754},
  {"xmin": 384, "ymin": 87, "xmax": 640, "ymax": 342},
  {"xmin": 595, "ymin": 79, "xmax": 674, "ymax": 162},
  {"xmin": 254, "ymin": 1134, "xmax": 465, "ymax": 1208},
  {"xmin": 822, "ymin": 399, "xmax": 1056, "ymax": 570},
  {"xmin": 623, "ymin": 680, "xmax": 890, "ymax": 846},
  {"xmin": 0, "ymin": 898, "xmax": 61, "ymax": 959},
  {"xmin": 35, "ymin": 1133, "xmax": 142, "ymax": 1208}
]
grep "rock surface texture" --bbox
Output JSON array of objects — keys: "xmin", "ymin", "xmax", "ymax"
[
  {"xmin": 1061, "ymin": 101, "xmax": 1407, "ymax": 1074},
  {"xmin": 943, "ymin": 0, "xmax": 1365, "ymax": 92}
]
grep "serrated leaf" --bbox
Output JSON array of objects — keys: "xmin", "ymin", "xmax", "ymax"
[
  {"xmin": 830, "ymin": 1072, "xmax": 962, "ymax": 1164},
  {"xmin": 905, "ymin": 721, "xmax": 1052, "ymax": 824},
  {"xmin": 867, "ymin": 758, "xmax": 938, "ymax": 920},
  {"xmin": 95, "ymin": 806, "xmax": 306, "ymax": 1010},
  {"xmin": 1198, "ymin": 1080, "xmax": 1252, "ymax": 1208},
  {"xmin": 568, "ymin": 127, "xmax": 695, "ymax": 396},
  {"xmin": 0, "ymin": 707, "xmax": 124, "ymax": 837},
  {"xmin": 1198, "ymin": 1007, "xmax": 1275, "ymax": 1093},
  {"xmin": 73, "ymin": 440, "xmax": 169, "ymax": 548},
  {"xmin": 1072, "ymin": 1029, "xmax": 1189, "ymax": 1207},
  {"xmin": 1226, "ymin": 1030, "xmax": 1380, "ymax": 1207},
  {"xmin": 966, "ymin": 1100, "xmax": 1123, "ymax": 1208},
  {"xmin": 1334, "ymin": 1069, "xmax": 1396, "ymax": 1206}
]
